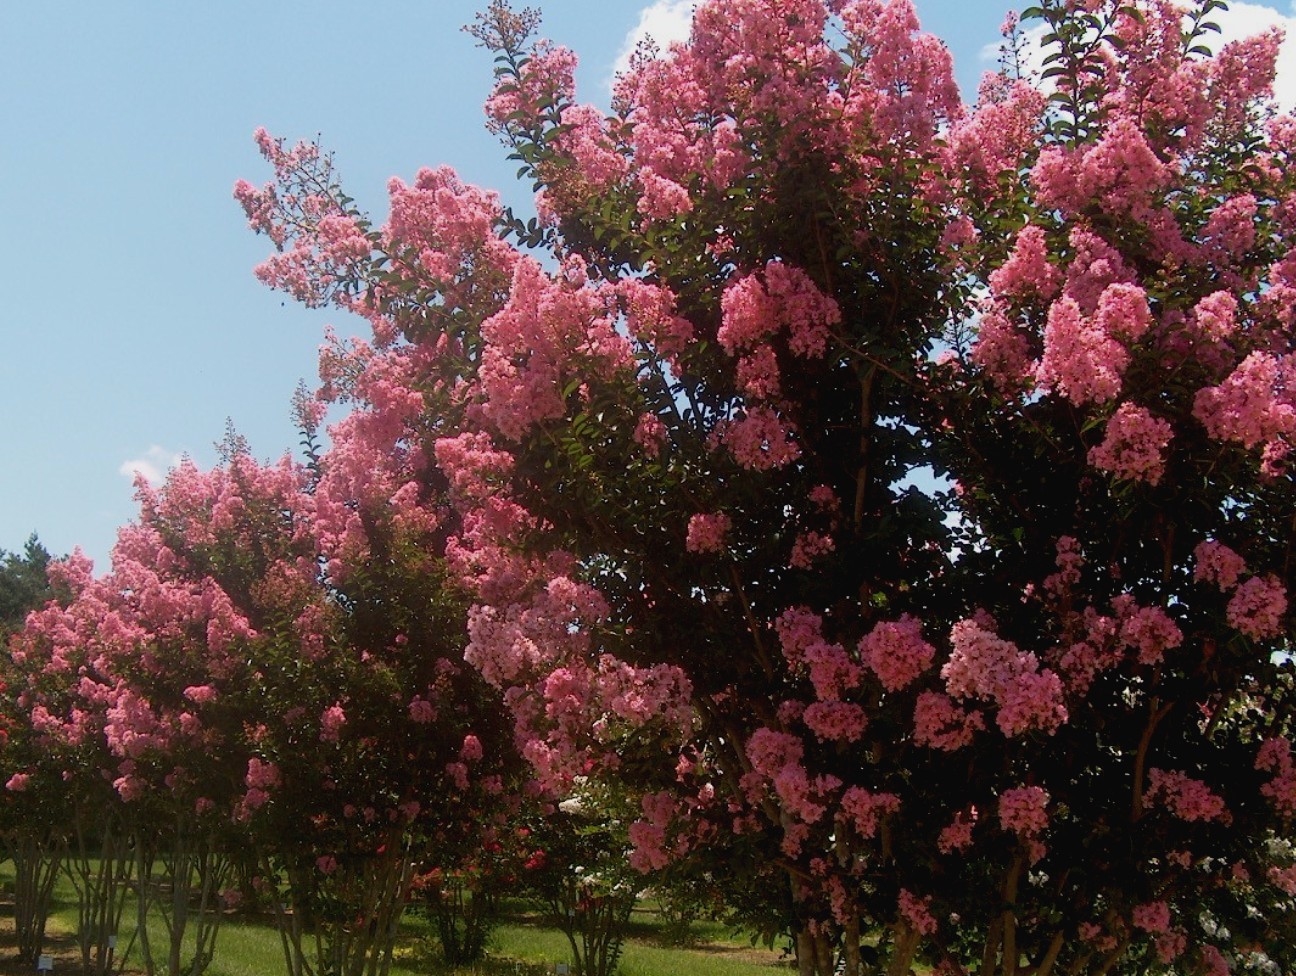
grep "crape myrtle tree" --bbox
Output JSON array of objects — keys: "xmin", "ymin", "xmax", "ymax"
[
  {"xmin": 6, "ymin": 428, "xmax": 521, "ymax": 976},
  {"xmin": 0, "ymin": 535, "xmax": 65, "ymax": 966},
  {"xmin": 237, "ymin": 0, "xmax": 1296, "ymax": 973}
]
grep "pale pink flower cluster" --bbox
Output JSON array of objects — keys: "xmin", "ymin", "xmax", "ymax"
[
  {"xmin": 434, "ymin": 432, "xmax": 515, "ymax": 501},
  {"xmin": 1032, "ymin": 118, "xmax": 1171, "ymax": 220},
  {"xmin": 479, "ymin": 258, "xmax": 631, "ymax": 440},
  {"xmin": 859, "ymin": 614, "xmax": 935, "ymax": 692},
  {"xmin": 803, "ymin": 700, "xmax": 868, "ymax": 742},
  {"xmin": 686, "ymin": 512, "xmax": 732, "ymax": 554},
  {"xmin": 1194, "ymin": 540, "xmax": 1247, "ymax": 591},
  {"xmin": 837, "ymin": 786, "xmax": 901, "ymax": 839},
  {"xmin": 319, "ymin": 704, "xmax": 347, "ymax": 743},
  {"xmin": 745, "ymin": 727, "xmax": 839, "ymax": 826},
  {"xmin": 839, "ymin": 0, "xmax": 963, "ymax": 153},
  {"xmin": 1226, "ymin": 575, "xmax": 1288, "ymax": 640},
  {"xmin": 1255, "ymin": 737, "xmax": 1296, "ymax": 818},
  {"xmin": 1089, "ymin": 402, "xmax": 1173, "ymax": 485},
  {"xmin": 719, "ymin": 407, "xmax": 801, "ymax": 470},
  {"xmin": 789, "ymin": 531, "xmax": 834, "ymax": 569},
  {"xmin": 943, "ymin": 620, "xmax": 1067, "ymax": 736},
  {"xmin": 628, "ymin": 791, "xmax": 680, "ymax": 872},
  {"xmin": 5, "ymin": 772, "xmax": 30, "ymax": 792},
  {"xmin": 970, "ymin": 306, "xmax": 1032, "ymax": 391},
  {"xmin": 408, "ymin": 697, "xmax": 436, "ymax": 724},
  {"xmin": 937, "ymin": 806, "xmax": 977, "ymax": 853},
  {"xmin": 617, "ymin": 279, "xmax": 695, "ymax": 362},
  {"xmin": 897, "ymin": 888, "xmax": 938, "ymax": 936},
  {"xmin": 718, "ymin": 261, "xmax": 841, "ymax": 401},
  {"xmin": 484, "ymin": 41, "xmax": 577, "ymax": 134},
  {"xmin": 1112, "ymin": 596, "xmax": 1182, "ymax": 667},
  {"xmin": 1268, "ymin": 864, "xmax": 1296, "ymax": 896},
  {"xmin": 240, "ymin": 757, "xmax": 281, "ymax": 816},
  {"xmin": 987, "ymin": 225, "xmax": 1060, "ymax": 301},
  {"xmin": 1144, "ymin": 768, "xmax": 1230, "ymax": 823},
  {"xmin": 1042, "ymin": 536, "xmax": 1083, "ymax": 599},
  {"xmin": 998, "ymin": 785, "xmax": 1049, "ymax": 837},
  {"xmin": 633, "ymin": 413, "xmax": 667, "ymax": 458},
  {"xmin": 1131, "ymin": 900, "xmax": 1171, "ymax": 934},
  {"xmin": 947, "ymin": 77, "xmax": 1047, "ymax": 189},
  {"xmin": 1193, "ymin": 352, "xmax": 1296, "ymax": 451},
  {"xmin": 912, "ymin": 691, "xmax": 984, "ymax": 751},
  {"xmin": 1036, "ymin": 296, "xmax": 1127, "ymax": 406}
]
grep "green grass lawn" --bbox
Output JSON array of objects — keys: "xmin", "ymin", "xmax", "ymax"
[{"xmin": 1, "ymin": 862, "xmax": 789, "ymax": 975}]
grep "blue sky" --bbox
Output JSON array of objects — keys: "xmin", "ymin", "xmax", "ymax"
[{"xmin": 2, "ymin": 1, "xmax": 1293, "ymax": 570}]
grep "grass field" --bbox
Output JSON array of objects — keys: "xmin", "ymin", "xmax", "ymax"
[{"xmin": 0, "ymin": 862, "xmax": 791, "ymax": 975}]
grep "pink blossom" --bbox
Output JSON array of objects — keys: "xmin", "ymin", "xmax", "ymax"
[
  {"xmin": 789, "ymin": 531, "xmax": 834, "ymax": 569},
  {"xmin": 720, "ymin": 407, "xmax": 800, "ymax": 470},
  {"xmin": 1145, "ymin": 768, "xmax": 1229, "ymax": 823},
  {"xmin": 970, "ymin": 305, "xmax": 1032, "ymax": 391},
  {"xmin": 913, "ymin": 691, "xmax": 984, "ymax": 751},
  {"xmin": 718, "ymin": 261, "xmax": 839, "ymax": 360},
  {"xmin": 408, "ymin": 697, "xmax": 436, "ymax": 724},
  {"xmin": 1036, "ymin": 296, "xmax": 1126, "ymax": 406},
  {"xmin": 1194, "ymin": 541, "xmax": 1247, "ymax": 591},
  {"xmin": 838, "ymin": 787, "xmax": 901, "ymax": 839},
  {"xmin": 316, "ymin": 855, "xmax": 338, "ymax": 876},
  {"xmin": 686, "ymin": 513, "xmax": 731, "ymax": 554},
  {"xmin": 1131, "ymin": 900, "xmax": 1171, "ymax": 934},
  {"xmin": 1112, "ymin": 596, "xmax": 1182, "ymax": 666},
  {"xmin": 320, "ymin": 704, "xmax": 347, "ymax": 743},
  {"xmin": 1268, "ymin": 864, "xmax": 1296, "ymax": 895},
  {"xmin": 988, "ymin": 225, "xmax": 1060, "ymax": 301},
  {"xmin": 460, "ymin": 734, "xmax": 483, "ymax": 762},
  {"xmin": 1256, "ymin": 737, "xmax": 1296, "ymax": 817},
  {"xmin": 803, "ymin": 701, "xmax": 868, "ymax": 742},
  {"xmin": 937, "ymin": 807, "xmax": 977, "ymax": 853},
  {"xmin": 1226, "ymin": 575, "xmax": 1287, "ymax": 640},
  {"xmin": 246, "ymin": 757, "xmax": 281, "ymax": 791},
  {"xmin": 1194, "ymin": 352, "xmax": 1296, "ymax": 450},
  {"xmin": 943, "ymin": 619, "xmax": 1067, "ymax": 736},
  {"xmin": 897, "ymin": 889, "xmax": 938, "ymax": 936},
  {"xmin": 1088, "ymin": 403, "xmax": 1173, "ymax": 485},
  {"xmin": 633, "ymin": 414, "xmax": 667, "ymax": 458},
  {"xmin": 859, "ymin": 614, "xmax": 935, "ymax": 692},
  {"xmin": 5, "ymin": 772, "xmax": 30, "ymax": 792},
  {"xmin": 998, "ymin": 785, "xmax": 1049, "ymax": 837}
]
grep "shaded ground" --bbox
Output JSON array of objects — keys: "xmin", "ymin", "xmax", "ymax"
[{"xmin": 0, "ymin": 898, "xmax": 81, "ymax": 976}]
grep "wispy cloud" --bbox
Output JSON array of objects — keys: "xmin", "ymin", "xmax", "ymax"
[
  {"xmin": 610, "ymin": 0, "xmax": 697, "ymax": 86},
  {"xmin": 981, "ymin": 1, "xmax": 1295, "ymax": 110},
  {"xmin": 119, "ymin": 445, "xmax": 183, "ymax": 486}
]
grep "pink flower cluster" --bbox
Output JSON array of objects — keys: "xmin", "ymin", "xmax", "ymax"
[
  {"xmin": 686, "ymin": 513, "xmax": 732, "ymax": 554},
  {"xmin": 1088, "ymin": 402, "xmax": 1174, "ymax": 485},
  {"xmin": 1255, "ymin": 737, "xmax": 1296, "ymax": 818},
  {"xmin": 837, "ymin": 786, "xmax": 900, "ymax": 839},
  {"xmin": 859, "ymin": 614, "xmax": 935, "ymax": 692},
  {"xmin": 718, "ymin": 407, "xmax": 801, "ymax": 471},
  {"xmin": 912, "ymin": 691, "xmax": 984, "ymax": 751},
  {"xmin": 937, "ymin": 806, "xmax": 977, "ymax": 853},
  {"xmin": 1194, "ymin": 352, "xmax": 1296, "ymax": 451},
  {"xmin": 998, "ymin": 785, "xmax": 1049, "ymax": 837},
  {"xmin": 1194, "ymin": 540, "xmax": 1247, "ymax": 591},
  {"xmin": 1226, "ymin": 575, "xmax": 1287, "ymax": 640},
  {"xmin": 897, "ymin": 889, "xmax": 938, "ymax": 936},
  {"xmin": 943, "ymin": 620, "xmax": 1067, "ymax": 736},
  {"xmin": 1144, "ymin": 768, "xmax": 1230, "ymax": 823}
]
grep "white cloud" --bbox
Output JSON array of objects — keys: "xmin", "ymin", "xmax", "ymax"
[
  {"xmin": 981, "ymin": 1, "xmax": 1295, "ymax": 111},
  {"xmin": 611, "ymin": 0, "xmax": 697, "ymax": 85},
  {"xmin": 119, "ymin": 445, "xmax": 183, "ymax": 486}
]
